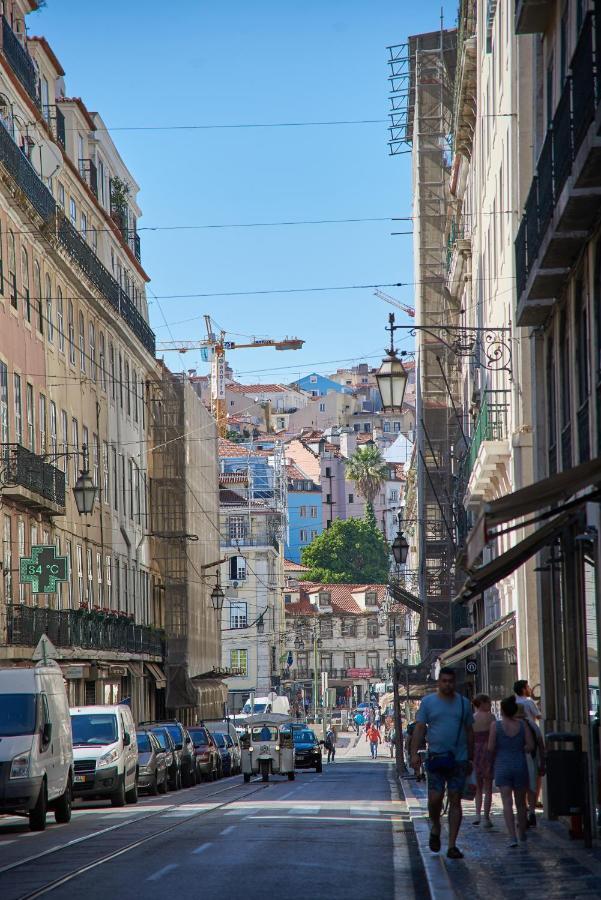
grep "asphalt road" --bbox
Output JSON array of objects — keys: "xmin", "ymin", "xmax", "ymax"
[{"xmin": 0, "ymin": 745, "xmax": 427, "ymax": 900}]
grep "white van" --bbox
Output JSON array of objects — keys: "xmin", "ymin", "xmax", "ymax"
[
  {"xmin": 70, "ymin": 704, "xmax": 138, "ymax": 806},
  {"xmin": 0, "ymin": 662, "xmax": 73, "ymax": 831},
  {"xmin": 239, "ymin": 695, "xmax": 290, "ymax": 717}
]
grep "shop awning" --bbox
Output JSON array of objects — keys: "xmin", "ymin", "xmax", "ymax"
[
  {"xmin": 467, "ymin": 458, "xmax": 601, "ymax": 565},
  {"xmin": 456, "ymin": 511, "xmax": 576, "ymax": 604},
  {"xmin": 439, "ymin": 611, "xmax": 515, "ymax": 667},
  {"xmin": 145, "ymin": 662, "xmax": 167, "ymax": 689}
]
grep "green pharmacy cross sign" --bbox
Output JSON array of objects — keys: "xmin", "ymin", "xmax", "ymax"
[{"xmin": 20, "ymin": 546, "xmax": 69, "ymax": 594}]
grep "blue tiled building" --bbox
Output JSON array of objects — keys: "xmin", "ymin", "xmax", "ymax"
[
  {"xmin": 293, "ymin": 373, "xmax": 353, "ymax": 398},
  {"xmin": 285, "ymin": 464, "xmax": 323, "ymax": 563}
]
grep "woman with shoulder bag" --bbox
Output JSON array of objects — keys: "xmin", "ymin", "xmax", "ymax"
[{"xmin": 488, "ymin": 695, "xmax": 535, "ymax": 848}]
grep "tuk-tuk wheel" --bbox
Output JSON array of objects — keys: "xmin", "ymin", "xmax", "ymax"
[
  {"xmin": 260, "ymin": 760, "xmax": 270, "ymax": 782},
  {"xmin": 287, "ymin": 772, "xmax": 295, "ymax": 781},
  {"xmin": 243, "ymin": 773, "xmax": 251, "ymax": 783}
]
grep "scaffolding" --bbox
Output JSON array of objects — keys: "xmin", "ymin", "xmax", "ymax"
[{"xmin": 402, "ymin": 28, "xmax": 460, "ymax": 657}]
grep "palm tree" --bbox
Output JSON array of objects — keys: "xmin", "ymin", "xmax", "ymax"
[{"xmin": 344, "ymin": 444, "xmax": 389, "ymax": 516}]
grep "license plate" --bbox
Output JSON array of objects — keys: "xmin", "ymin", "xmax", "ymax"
[{"xmin": 74, "ymin": 775, "xmax": 87, "ymax": 783}]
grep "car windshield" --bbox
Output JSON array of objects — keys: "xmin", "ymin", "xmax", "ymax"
[
  {"xmin": 136, "ymin": 733, "xmax": 152, "ymax": 753},
  {"xmin": 151, "ymin": 729, "xmax": 169, "ymax": 750},
  {"xmin": 242, "ymin": 702, "xmax": 267, "ymax": 714},
  {"xmin": 212, "ymin": 733, "xmax": 225, "ymax": 748},
  {"xmin": 294, "ymin": 731, "xmax": 315, "ymax": 743},
  {"xmin": 251, "ymin": 726, "xmax": 278, "ymax": 741},
  {"xmin": 71, "ymin": 713, "xmax": 118, "ymax": 746},
  {"xmin": 188, "ymin": 728, "xmax": 209, "ymax": 747},
  {"xmin": 0, "ymin": 694, "xmax": 37, "ymax": 736}
]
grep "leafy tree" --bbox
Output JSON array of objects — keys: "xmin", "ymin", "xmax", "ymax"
[
  {"xmin": 344, "ymin": 444, "xmax": 389, "ymax": 516},
  {"xmin": 300, "ymin": 516, "xmax": 389, "ymax": 584}
]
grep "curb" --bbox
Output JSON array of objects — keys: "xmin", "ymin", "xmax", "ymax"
[{"xmin": 401, "ymin": 778, "xmax": 455, "ymax": 900}]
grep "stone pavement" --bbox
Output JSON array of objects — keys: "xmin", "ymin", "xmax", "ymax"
[{"xmin": 402, "ymin": 775, "xmax": 601, "ymax": 899}]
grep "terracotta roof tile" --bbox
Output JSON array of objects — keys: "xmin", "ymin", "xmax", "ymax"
[
  {"xmin": 284, "ymin": 559, "xmax": 310, "ymax": 572},
  {"xmin": 218, "ymin": 438, "xmax": 253, "ymax": 458},
  {"xmin": 295, "ymin": 582, "xmax": 388, "ymax": 615},
  {"xmin": 227, "ymin": 383, "xmax": 289, "ymax": 394}
]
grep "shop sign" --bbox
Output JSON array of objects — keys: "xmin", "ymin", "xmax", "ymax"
[
  {"xmin": 19, "ymin": 546, "xmax": 69, "ymax": 593},
  {"xmin": 346, "ymin": 667, "xmax": 374, "ymax": 678},
  {"xmin": 64, "ymin": 665, "xmax": 89, "ymax": 680}
]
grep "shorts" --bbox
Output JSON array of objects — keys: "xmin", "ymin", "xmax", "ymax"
[
  {"xmin": 426, "ymin": 760, "xmax": 469, "ymax": 795},
  {"xmin": 495, "ymin": 770, "xmax": 529, "ymax": 790}
]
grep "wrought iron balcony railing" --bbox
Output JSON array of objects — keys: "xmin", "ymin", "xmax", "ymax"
[
  {"xmin": 1, "ymin": 17, "xmax": 39, "ymax": 105},
  {"xmin": 1, "ymin": 443, "xmax": 65, "ymax": 509},
  {"xmin": 0, "ymin": 117, "xmax": 55, "ymax": 220},
  {"xmin": 4, "ymin": 603, "xmax": 164, "ymax": 657},
  {"xmin": 461, "ymin": 391, "xmax": 509, "ymax": 486}
]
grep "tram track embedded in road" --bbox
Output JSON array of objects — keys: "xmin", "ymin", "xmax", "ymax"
[{"xmin": 0, "ymin": 777, "xmax": 270, "ymax": 899}]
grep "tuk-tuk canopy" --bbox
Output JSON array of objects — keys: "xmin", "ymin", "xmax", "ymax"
[{"xmin": 241, "ymin": 713, "xmax": 293, "ymax": 728}]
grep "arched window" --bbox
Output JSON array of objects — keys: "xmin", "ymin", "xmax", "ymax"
[
  {"xmin": 45, "ymin": 273, "xmax": 53, "ymax": 343},
  {"xmin": 78, "ymin": 311, "xmax": 86, "ymax": 372},
  {"xmin": 33, "ymin": 260, "xmax": 42, "ymax": 334},
  {"xmin": 89, "ymin": 321, "xmax": 96, "ymax": 381},
  {"xmin": 8, "ymin": 230, "xmax": 16, "ymax": 307},
  {"xmin": 21, "ymin": 246, "xmax": 30, "ymax": 322},
  {"xmin": 68, "ymin": 300, "xmax": 75, "ymax": 365}
]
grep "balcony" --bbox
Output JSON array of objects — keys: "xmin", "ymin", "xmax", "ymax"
[
  {"xmin": 220, "ymin": 534, "xmax": 279, "ymax": 552},
  {"xmin": 514, "ymin": 0, "xmax": 554, "ymax": 34},
  {"xmin": 446, "ymin": 220, "xmax": 471, "ymax": 300},
  {"xmin": 78, "ymin": 159, "xmax": 98, "ymax": 198},
  {"xmin": 462, "ymin": 391, "xmax": 510, "ymax": 509},
  {"xmin": 1, "ymin": 443, "xmax": 65, "ymax": 515},
  {"xmin": 0, "ymin": 119, "xmax": 155, "ymax": 356},
  {"xmin": 515, "ymin": 11, "xmax": 601, "ymax": 326},
  {"xmin": 4, "ymin": 604, "xmax": 164, "ymax": 657},
  {"xmin": 1, "ymin": 17, "xmax": 39, "ymax": 105},
  {"xmin": 453, "ymin": 1, "xmax": 477, "ymax": 159}
]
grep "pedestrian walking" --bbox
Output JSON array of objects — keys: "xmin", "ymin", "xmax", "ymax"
[
  {"xmin": 387, "ymin": 726, "xmax": 396, "ymax": 758},
  {"xmin": 411, "ymin": 667, "xmax": 474, "ymax": 860},
  {"xmin": 514, "ymin": 679, "xmax": 544, "ymax": 816},
  {"xmin": 325, "ymin": 725, "xmax": 336, "ymax": 763},
  {"xmin": 471, "ymin": 694, "xmax": 495, "ymax": 828},
  {"xmin": 375, "ymin": 705, "xmax": 382, "ymax": 731},
  {"xmin": 488, "ymin": 695, "xmax": 535, "ymax": 848},
  {"xmin": 353, "ymin": 712, "xmax": 364, "ymax": 734},
  {"xmin": 514, "ymin": 679, "xmax": 542, "ymax": 723},
  {"xmin": 367, "ymin": 723, "xmax": 381, "ymax": 758}
]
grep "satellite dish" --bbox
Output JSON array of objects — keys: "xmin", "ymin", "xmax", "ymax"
[{"xmin": 35, "ymin": 136, "xmax": 63, "ymax": 180}]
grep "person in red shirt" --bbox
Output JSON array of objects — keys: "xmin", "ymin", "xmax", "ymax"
[{"xmin": 367, "ymin": 723, "xmax": 382, "ymax": 759}]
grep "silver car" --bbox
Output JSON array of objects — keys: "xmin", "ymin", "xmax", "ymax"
[{"xmin": 136, "ymin": 730, "xmax": 168, "ymax": 795}]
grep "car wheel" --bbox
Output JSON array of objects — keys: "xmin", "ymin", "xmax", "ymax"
[
  {"xmin": 316, "ymin": 760, "xmax": 323, "ymax": 773},
  {"xmin": 243, "ymin": 773, "xmax": 251, "ymax": 783},
  {"xmin": 150, "ymin": 774, "xmax": 159, "ymax": 797},
  {"xmin": 29, "ymin": 780, "xmax": 47, "ymax": 831},
  {"xmin": 176, "ymin": 768, "xmax": 182, "ymax": 791},
  {"xmin": 158, "ymin": 772, "xmax": 167, "ymax": 794},
  {"xmin": 54, "ymin": 775, "xmax": 72, "ymax": 824},
  {"xmin": 111, "ymin": 776, "xmax": 126, "ymax": 807},
  {"xmin": 125, "ymin": 779, "xmax": 138, "ymax": 804}
]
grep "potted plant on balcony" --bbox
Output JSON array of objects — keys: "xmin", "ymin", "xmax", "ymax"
[{"xmin": 109, "ymin": 175, "xmax": 130, "ymax": 237}]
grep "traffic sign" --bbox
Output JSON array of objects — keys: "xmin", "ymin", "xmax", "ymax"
[
  {"xmin": 20, "ymin": 546, "xmax": 69, "ymax": 594},
  {"xmin": 465, "ymin": 659, "xmax": 478, "ymax": 676}
]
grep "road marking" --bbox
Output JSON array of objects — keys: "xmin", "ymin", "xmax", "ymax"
[
  {"xmin": 248, "ymin": 815, "xmax": 394, "ymax": 823},
  {"xmin": 224, "ymin": 808, "xmax": 257, "ymax": 816},
  {"xmin": 219, "ymin": 825, "xmax": 236, "ymax": 836},
  {"xmin": 288, "ymin": 806, "xmax": 319, "ymax": 814},
  {"xmin": 192, "ymin": 842, "xmax": 211, "ymax": 855},
  {"xmin": 0, "ymin": 840, "xmax": 15, "ymax": 846},
  {"xmin": 147, "ymin": 863, "xmax": 179, "ymax": 881},
  {"xmin": 278, "ymin": 789, "xmax": 300, "ymax": 800},
  {"xmin": 351, "ymin": 807, "xmax": 381, "ymax": 815}
]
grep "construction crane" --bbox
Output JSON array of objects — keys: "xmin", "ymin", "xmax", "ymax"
[
  {"xmin": 373, "ymin": 288, "xmax": 415, "ymax": 318},
  {"xmin": 156, "ymin": 315, "xmax": 304, "ymax": 436}
]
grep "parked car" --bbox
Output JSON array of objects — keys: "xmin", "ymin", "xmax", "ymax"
[
  {"xmin": 70, "ymin": 703, "xmax": 138, "ymax": 807},
  {"xmin": 140, "ymin": 720, "xmax": 195, "ymax": 787},
  {"xmin": 188, "ymin": 726, "xmax": 220, "ymax": 781},
  {"xmin": 148, "ymin": 726, "xmax": 180, "ymax": 790},
  {"xmin": 222, "ymin": 732, "xmax": 241, "ymax": 774},
  {"xmin": 0, "ymin": 662, "xmax": 73, "ymax": 831},
  {"xmin": 292, "ymin": 728, "xmax": 322, "ymax": 772},
  {"xmin": 210, "ymin": 731, "xmax": 232, "ymax": 776},
  {"xmin": 136, "ymin": 730, "xmax": 167, "ymax": 795}
]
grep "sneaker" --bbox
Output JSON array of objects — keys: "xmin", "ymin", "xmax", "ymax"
[
  {"xmin": 527, "ymin": 812, "xmax": 536, "ymax": 827},
  {"xmin": 508, "ymin": 839, "xmax": 518, "ymax": 848},
  {"xmin": 429, "ymin": 831, "xmax": 441, "ymax": 853},
  {"xmin": 472, "ymin": 818, "xmax": 481, "ymax": 826},
  {"xmin": 446, "ymin": 847, "xmax": 464, "ymax": 859},
  {"xmin": 483, "ymin": 817, "xmax": 493, "ymax": 829}
]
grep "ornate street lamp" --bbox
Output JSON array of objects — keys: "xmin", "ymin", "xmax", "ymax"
[
  {"xmin": 73, "ymin": 445, "xmax": 97, "ymax": 515},
  {"xmin": 376, "ymin": 313, "xmax": 409, "ymax": 413},
  {"xmin": 256, "ymin": 614, "xmax": 265, "ymax": 634},
  {"xmin": 391, "ymin": 513, "xmax": 409, "ymax": 566},
  {"xmin": 210, "ymin": 571, "xmax": 225, "ymax": 612}
]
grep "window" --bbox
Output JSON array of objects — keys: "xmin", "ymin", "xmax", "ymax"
[
  {"xmin": 86, "ymin": 547, "xmax": 93, "ymax": 604},
  {"xmin": 38, "ymin": 394, "xmax": 46, "ymax": 453},
  {"xmin": 128, "ymin": 459, "xmax": 134, "ymax": 518},
  {"xmin": 118, "ymin": 352, "xmax": 123, "ymax": 407},
  {"xmin": 229, "ymin": 555, "xmax": 247, "ymax": 581},
  {"xmin": 80, "ymin": 211, "xmax": 87, "ymax": 240},
  {"xmin": 310, "ymin": 506, "xmax": 318, "ymax": 518},
  {"xmin": 99, "ymin": 332, "xmax": 106, "ymax": 390},
  {"xmin": 320, "ymin": 653, "xmax": 333, "ymax": 673},
  {"xmin": 89, "ymin": 322, "xmax": 96, "ymax": 380},
  {"xmin": 105, "ymin": 556, "xmax": 112, "ymax": 608},
  {"xmin": 98, "ymin": 158, "xmax": 105, "ymax": 205},
  {"xmin": 33, "ymin": 260, "xmax": 41, "ymax": 333},
  {"xmin": 13, "ymin": 374, "xmax": 22, "ymax": 444},
  {"xmin": 365, "ymin": 590, "xmax": 378, "ymax": 607},
  {"xmin": 311, "ymin": 529, "xmax": 318, "ymax": 539},
  {"xmin": 230, "ymin": 650, "xmax": 248, "ymax": 676},
  {"xmin": 363, "ymin": 422, "xmax": 371, "ymax": 432},
  {"xmin": 21, "ymin": 247, "xmax": 30, "ymax": 323},
  {"xmin": 78, "ymin": 312, "xmax": 86, "ymax": 372},
  {"xmin": 367, "ymin": 618, "xmax": 379, "ymax": 638},
  {"xmin": 96, "ymin": 551, "xmax": 103, "ymax": 606},
  {"xmin": 353, "ymin": 423, "xmax": 360, "ymax": 432},
  {"xmin": 325, "ymin": 493, "xmax": 331, "ymax": 503},
  {"xmin": 17, "ymin": 520, "xmax": 24, "ymax": 603},
  {"xmin": 296, "ymin": 652, "xmax": 308, "ymax": 673},
  {"xmin": 69, "ymin": 197, "xmax": 77, "ymax": 226},
  {"xmin": 61, "ymin": 410, "xmax": 68, "ymax": 484},
  {"xmin": 120, "ymin": 455, "xmax": 126, "ymax": 513},
  {"xmin": 45, "ymin": 274, "xmax": 53, "ymax": 342},
  {"xmin": 299, "ymin": 505, "xmax": 307, "ymax": 517},
  {"xmin": 112, "ymin": 446, "xmax": 118, "ymax": 509},
  {"xmin": 309, "ymin": 375, "xmax": 317, "ymax": 383},
  {"xmin": 299, "ymin": 529, "xmax": 308, "ymax": 542},
  {"xmin": 320, "ymin": 620, "xmax": 333, "ymax": 638},
  {"xmin": 367, "ymin": 652, "xmax": 379, "ymax": 671},
  {"xmin": 344, "ymin": 652, "xmax": 355, "ymax": 670},
  {"xmin": 49, "ymin": 401, "xmax": 57, "ymax": 456},
  {"xmin": 393, "ymin": 421, "xmax": 401, "ymax": 433},
  {"xmin": 68, "ymin": 301, "xmax": 75, "ymax": 364},
  {"xmin": 560, "ymin": 309, "xmax": 571, "ymax": 467},
  {"xmin": 348, "ymin": 494, "xmax": 354, "ymax": 504},
  {"xmin": 0, "ymin": 361, "xmax": 8, "ymax": 443},
  {"xmin": 230, "ymin": 602, "xmax": 247, "ymax": 628},
  {"xmin": 8, "ymin": 230, "xmax": 16, "ymax": 307},
  {"xmin": 124, "ymin": 360, "xmax": 130, "ymax": 415},
  {"xmin": 71, "ymin": 419, "xmax": 79, "ymax": 484},
  {"xmin": 341, "ymin": 619, "xmax": 356, "ymax": 637},
  {"xmin": 319, "ymin": 402, "xmax": 326, "ymax": 413},
  {"xmin": 575, "ymin": 280, "xmax": 590, "ymax": 462},
  {"xmin": 228, "ymin": 515, "xmax": 247, "ymax": 541},
  {"xmin": 318, "ymin": 591, "xmax": 331, "ymax": 607},
  {"xmin": 0, "ymin": 221, "xmax": 4, "ymax": 296},
  {"xmin": 103, "ymin": 441, "xmax": 109, "ymax": 502},
  {"xmin": 390, "ymin": 489, "xmax": 398, "ymax": 502},
  {"xmin": 26, "ymin": 383, "xmax": 34, "ymax": 450},
  {"xmin": 133, "ymin": 370, "xmax": 138, "ymax": 421},
  {"xmin": 3, "ymin": 514, "xmax": 12, "ymax": 602},
  {"xmin": 110, "ymin": 343, "xmax": 115, "ymax": 400},
  {"xmin": 76, "ymin": 544, "xmax": 83, "ymax": 605},
  {"xmin": 57, "ymin": 182, "xmax": 65, "ymax": 209},
  {"xmin": 92, "ymin": 434, "xmax": 99, "ymax": 488},
  {"xmin": 383, "ymin": 421, "xmax": 391, "ymax": 433}
]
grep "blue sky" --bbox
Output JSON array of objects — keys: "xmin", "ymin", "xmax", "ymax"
[{"xmin": 34, "ymin": 1, "xmax": 456, "ymax": 383}]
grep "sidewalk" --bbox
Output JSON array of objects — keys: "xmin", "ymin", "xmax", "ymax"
[{"xmin": 402, "ymin": 775, "xmax": 601, "ymax": 899}]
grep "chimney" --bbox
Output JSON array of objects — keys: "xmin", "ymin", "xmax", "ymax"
[{"xmin": 339, "ymin": 430, "xmax": 357, "ymax": 458}]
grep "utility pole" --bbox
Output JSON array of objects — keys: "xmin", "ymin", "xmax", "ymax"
[
  {"xmin": 313, "ymin": 628, "xmax": 319, "ymax": 722},
  {"xmin": 391, "ymin": 617, "xmax": 407, "ymax": 776}
]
